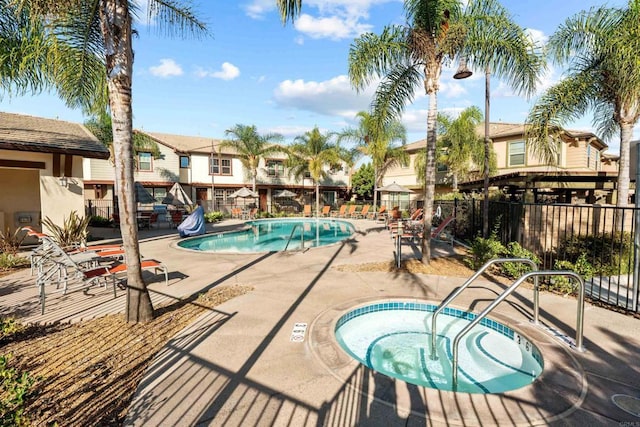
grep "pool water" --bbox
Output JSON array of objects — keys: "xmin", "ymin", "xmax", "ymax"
[
  {"xmin": 335, "ymin": 301, "xmax": 544, "ymax": 394},
  {"xmin": 178, "ymin": 218, "xmax": 355, "ymax": 253}
]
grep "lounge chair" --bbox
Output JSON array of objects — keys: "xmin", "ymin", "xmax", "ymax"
[
  {"xmin": 345, "ymin": 205, "xmax": 357, "ymax": 218},
  {"xmin": 430, "ymin": 215, "xmax": 455, "ymax": 243},
  {"xmin": 38, "ymin": 258, "xmax": 168, "ymax": 315},
  {"xmin": 369, "ymin": 205, "xmax": 387, "ymax": 220},
  {"xmin": 356, "ymin": 205, "xmax": 371, "ymax": 219},
  {"xmin": 303, "ymin": 205, "xmax": 312, "ymax": 217},
  {"xmin": 320, "ymin": 205, "xmax": 331, "ymax": 217},
  {"xmin": 331, "ymin": 205, "xmax": 346, "ymax": 217}
]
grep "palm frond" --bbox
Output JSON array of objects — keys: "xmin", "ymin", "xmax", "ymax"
[
  {"xmin": 348, "ymin": 25, "xmax": 410, "ymax": 91},
  {"xmin": 147, "ymin": 0, "xmax": 208, "ymax": 38}
]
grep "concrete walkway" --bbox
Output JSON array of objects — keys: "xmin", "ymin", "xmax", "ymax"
[{"xmin": 2, "ymin": 219, "xmax": 640, "ymax": 425}]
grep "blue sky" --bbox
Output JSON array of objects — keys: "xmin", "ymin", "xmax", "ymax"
[{"xmin": 1, "ymin": 0, "xmax": 635, "ymax": 155}]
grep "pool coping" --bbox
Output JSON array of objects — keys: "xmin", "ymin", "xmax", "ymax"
[{"xmin": 308, "ymin": 296, "xmax": 588, "ymax": 426}]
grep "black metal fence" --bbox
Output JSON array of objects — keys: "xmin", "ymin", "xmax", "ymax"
[{"xmin": 465, "ymin": 201, "xmax": 640, "ymax": 313}]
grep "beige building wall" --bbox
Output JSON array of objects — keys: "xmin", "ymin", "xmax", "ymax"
[{"xmin": 0, "ymin": 149, "xmax": 86, "ymax": 235}]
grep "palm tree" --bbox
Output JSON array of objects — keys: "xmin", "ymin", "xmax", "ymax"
[
  {"xmin": 348, "ymin": 0, "xmax": 542, "ymax": 261},
  {"xmin": 18, "ymin": 0, "xmax": 207, "ymax": 322},
  {"xmin": 221, "ymin": 124, "xmax": 285, "ymax": 193},
  {"xmin": 527, "ymin": 1, "xmax": 640, "ymax": 212},
  {"xmin": 286, "ymin": 127, "xmax": 344, "ymax": 216},
  {"xmin": 437, "ymin": 107, "xmax": 487, "ymax": 190},
  {"xmin": 337, "ymin": 111, "xmax": 408, "ymax": 210}
]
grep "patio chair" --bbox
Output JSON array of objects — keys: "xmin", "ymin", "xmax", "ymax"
[
  {"xmin": 369, "ymin": 205, "xmax": 387, "ymax": 220},
  {"xmin": 303, "ymin": 205, "xmax": 312, "ymax": 217},
  {"xmin": 169, "ymin": 211, "xmax": 184, "ymax": 228},
  {"xmin": 356, "ymin": 205, "xmax": 371, "ymax": 219},
  {"xmin": 331, "ymin": 205, "xmax": 346, "ymax": 217},
  {"xmin": 320, "ymin": 205, "xmax": 331, "ymax": 217},
  {"xmin": 38, "ymin": 258, "xmax": 168, "ymax": 314},
  {"xmin": 345, "ymin": 205, "xmax": 357, "ymax": 218},
  {"xmin": 430, "ymin": 215, "xmax": 455, "ymax": 244}
]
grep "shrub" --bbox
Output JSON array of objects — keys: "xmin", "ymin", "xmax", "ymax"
[
  {"xmin": 0, "ymin": 354, "xmax": 35, "ymax": 426},
  {"xmin": 204, "ymin": 211, "xmax": 224, "ymax": 223},
  {"xmin": 557, "ymin": 232, "xmax": 633, "ymax": 275},
  {"xmin": 466, "ymin": 233, "xmax": 505, "ymax": 270},
  {"xmin": 0, "ymin": 318, "xmax": 23, "ymax": 341},
  {"xmin": 88, "ymin": 215, "xmax": 111, "ymax": 227},
  {"xmin": 0, "ymin": 228, "xmax": 26, "ymax": 255},
  {"xmin": 0, "ymin": 254, "xmax": 29, "ymax": 271},
  {"xmin": 500, "ymin": 242, "xmax": 541, "ymax": 280},
  {"xmin": 41, "ymin": 211, "xmax": 89, "ymax": 248},
  {"xmin": 546, "ymin": 253, "xmax": 595, "ymax": 295}
]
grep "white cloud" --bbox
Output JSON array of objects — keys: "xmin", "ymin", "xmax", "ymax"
[
  {"xmin": 525, "ymin": 28, "xmax": 549, "ymax": 48},
  {"xmin": 294, "ymin": 13, "xmax": 372, "ymax": 40},
  {"xmin": 273, "ymin": 75, "xmax": 375, "ymax": 117},
  {"xmin": 243, "ymin": 0, "xmax": 273, "ymax": 19},
  {"xmin": 149, "ymin": 59, "xmax": 183, "ymax": 78},
  {"xmin": 195, "ymin": 62, "xmax": 240, "ymax": 80}
]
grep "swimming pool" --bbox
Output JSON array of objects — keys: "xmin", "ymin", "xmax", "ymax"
[
  {"xmin": 335, "ymin": 301, "xmax": 543, "ymax": 394},
  {"xmin": 177, "ymin": 218, "xmax": 355, "ymax": 253}
]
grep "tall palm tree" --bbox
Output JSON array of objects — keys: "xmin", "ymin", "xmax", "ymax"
[
  {"xmin": 348, "ymin": 0, "xmax": 542, "ymax": 262},
  {"xmin": 527, "ymin": 1, "xmax": 640, "ymax": 211},
  {"xmin": 437, "ymin": 107, "xmax": 487, "ymax": 190},
  {"xmin": 286, "ymin": 127, "xmax": 344, "ymax": 216},
  {"xmin": 337, "ymin": 111, "xmax": 408, "ymax": 210},
  {"xmin": 18, "ymin": 0, "xmax": 207, "ymax": 322},
  {"xmin": 222, "ymin": 124, "xmax": 284, "ymax": 193}
]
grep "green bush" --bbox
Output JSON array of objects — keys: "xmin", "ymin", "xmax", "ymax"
[
  {"xmin": 204, "ymin": 211, "xmax": 224, "ymax": 223},
  {"xmin": 500, "ymin": 242, "xmax": 541, "ymax": 279},
  {"xmin": 0, "ymin": 254, "xmax": 29, "ymax": 272},
  {"xmin": 466, "ymin": 233, "xmax": 505, "ymax": 270},
  {"xmin": 0, "ymin": 318, "xmax": 22, "ymax": 341},
  {"xmin": 546, "ymin": 253, "xmax": 595, "ymax": 295},
  {"xmin": 88, "ymin": 215, "xmax": 111, "ymax": 227},
  {"xmin": 557, "ymin": 232, "xmax": 633, "ymax": 275},
  {"xmin": 0, "ymin": 354, "xmax": 35, "ymax": 426}
]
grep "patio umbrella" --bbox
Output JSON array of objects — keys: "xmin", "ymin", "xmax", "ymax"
[
  {"xmin": 273, "ymin": 189, "xmax": 297, "ymax": 198},
  {"xmin": 377, "ymin": 182, "xmax": 413, "ymax": 208},
  {"xmin": 162, "ymin": 182, "xmax": 193, "ymax": 207},
  {"xmin": 135, "ymin": 182, "xmax": 156, "ymax": 204},
  {"xmin": 229, "ymin": 187, "xmax": 258, "ymax": 198}
]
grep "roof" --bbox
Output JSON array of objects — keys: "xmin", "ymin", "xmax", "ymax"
[
  {"xmin": 404, "ymin": 122, "xmax": 608, "ymax": 151},
  {"xmin": 144, "ymin": 132, "xmax": 228, "ymax": 154},
  {"xmin": 458, "ymin": 170, "xmax": 618, "ymax": 191},
  {"xmin": 0, "ymin": 112, "xmax": 109, "ymax": 159}
]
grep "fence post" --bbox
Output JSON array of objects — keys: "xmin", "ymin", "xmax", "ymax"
[{"xmin": 633, "ymin": 148, "xmax": 640, "ymax": 311}]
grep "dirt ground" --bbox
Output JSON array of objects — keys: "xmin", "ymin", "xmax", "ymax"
[{"xmin": 0, "ymin": 254, "xmax": 499, "ymax": 426}]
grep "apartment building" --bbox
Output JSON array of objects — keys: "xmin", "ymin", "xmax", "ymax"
[{"xmin": 383, "ymin": 122, "xmax": 619, "ymax": 205}]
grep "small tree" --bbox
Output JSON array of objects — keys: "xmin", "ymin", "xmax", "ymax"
[{"xmin": 351, "ymin": 163, "xmax": 375, "ymax": 200}]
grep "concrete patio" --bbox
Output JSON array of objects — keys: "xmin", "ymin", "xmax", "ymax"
[{"xmin": 1, "ymin": 218, "xmax": 639, "ymax": 426}]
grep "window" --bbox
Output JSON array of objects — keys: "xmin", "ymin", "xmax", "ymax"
[
  {"xmin": 587, "ymin": 145, "xmax": 592, "ymax": 168},
  {"xmin": 209, "ymin": 156, "xmax": 232, "ymax": 175},
  {"xmin": 180, "ymin": 156, "xmax": 190, "ymax": 168},
  {"xmin": 595, "ymin": 150, "xmax": 601, "ymax": 171},
  {"xmin": 138, "ymin": 152, "xmax": 152, "ymax": 171},
  {"xmin": 267, "ymin": 160, "xmax": 285, "ymax": 177},
  {"xmin": 221, "ymin": 158, "xmax": 231, "ymax": 175},
  {"xmin": 508, "ymin": 141, "xmax": 525, "ymax": 166},
  {"xmin": 436, "ymin": 162, "xmax": 448, "ymax": 172},
  {"xmin": 151, "ymin": 187, "xmax": 166, "ymax": 203}
]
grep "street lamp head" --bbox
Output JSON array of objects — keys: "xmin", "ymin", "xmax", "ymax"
[{"xmin": 453, "ymin": 58, "xmax": 473, "ymax": 80}]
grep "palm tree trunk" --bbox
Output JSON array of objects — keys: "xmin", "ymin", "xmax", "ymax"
[
  {"xmin": 617, "ymin": 121, "xmax": 633, "ymax": 208},
  {"xmin": 252, "ymin": 172, "xmax": 257, "ymax": 193},
  {"xmin": 100, "ymin": 0, "xmax": 153, "ymax": 323},
  {"xmin": 421, "ymin": 91, "xmax": 437, "ymax": 263},
  {"xmin": 373, "ymin": 169, "xmax": 379, "ymax": 211}
]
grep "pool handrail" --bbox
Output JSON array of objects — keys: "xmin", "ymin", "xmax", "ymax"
[
  {"xmin": 450, "ymin": 270, "xmax": 585, "ymax": 390},
  {"xmin": 283, "ymin": 223, "xmax": 305, "ymax": 251},
  {"xmin": 430, "ymin": 258, "xmax": 538, "ymax": 359}
]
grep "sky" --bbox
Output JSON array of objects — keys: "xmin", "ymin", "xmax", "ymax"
[{"xmin": 1, "ymin": 0, "xmax": 636, "ymax": 156}]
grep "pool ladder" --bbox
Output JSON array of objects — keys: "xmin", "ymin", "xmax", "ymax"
[
  {"xmin": 428, "ymin": 258, "xmax": 586, "ymax": 390},
  {"xmin": 284, "ymin": 223, "xmax": 306, "ymax": 251}
]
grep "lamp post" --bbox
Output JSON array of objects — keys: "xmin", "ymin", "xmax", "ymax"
[{"xmin": 454, "ymin": 61, "xmax": 491, "ymax": 237}]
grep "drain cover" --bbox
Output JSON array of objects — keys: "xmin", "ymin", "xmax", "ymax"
[{"xmin": 612, "ymin": 394, "xmax": 640, "ymax": 417}]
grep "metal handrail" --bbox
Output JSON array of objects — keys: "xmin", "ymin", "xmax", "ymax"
[
  {"xmin": 450, "ymin": 270, "xmax": 585, "ymax": 390},
  {"xmin": 283, "ymin": 223, "xmax": 305, "ymax": 251},
  {"xmin": 430, "ymin": 258, "xmax": 538, "ymax": 359}
]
